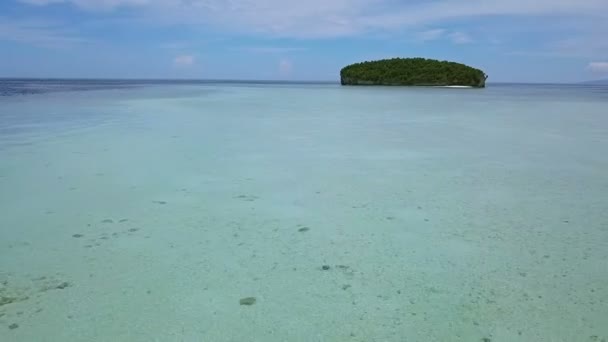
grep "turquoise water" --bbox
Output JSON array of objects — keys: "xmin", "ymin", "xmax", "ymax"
[{"xmin": 1, "ymin": 81, "xmax": 607, "ymax": 341}]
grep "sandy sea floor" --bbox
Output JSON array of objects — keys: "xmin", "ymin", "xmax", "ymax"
[{"xmin": 1, "ymin": 83, "xmax": 607, "ymax": 341}]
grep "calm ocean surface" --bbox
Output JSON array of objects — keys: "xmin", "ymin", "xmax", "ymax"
[{"xmin": 1, "ymin": 79, "xmax": 607, "ymax": 341}]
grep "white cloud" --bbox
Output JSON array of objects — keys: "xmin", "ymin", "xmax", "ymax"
[
  {"xmin": 19, "ymin": 0, "xmax": 148, "ymax": 10},
  {"xmin": 366, "ymin": 0, "xmax": 608, "ymax": 30},
  {"xmin": 415, "ymin": 29, "xmax": 446, "ymax": 42},
  {"xmin": 160, "ymin": 41, "xmax": 190, "ymax": 50},
  {"xmin": 173, "ymin": 55, "xmax": 195, "ymax": 67},
  {"xmin": 0, "ymin": 17, "xmax": 84, "ymax": 47},
  {"xmin": 152, "ymin": 0, "xmax": 374, "ymax": 38},
  {"xmin": 19, "ymin": 0, "xmax": 63, "ymax": 4},
  {"xmin": 414, "ymin": 29, "xmax": 472, "ymax": 44},
  {"xmin": 510, "ymin": 26, "xmax": 608, "ymax": 59},
  {"xmin": 19, "ymin": 0, "xmax": 65, "ymax": 6},
  {"xmin": 448, "ymin": 32, "xmax": 473, "ymax": 44},
  {"xmin": 17, "ymin": 0, "xmax": 608, "ymax": 40},
  {"xmin": 278, "ymin": 59, "xmax": 293, "ymax": 76},
  {"xmin": 234, "ymin": 46, "xmax": 307, "ymax": 54},
  {"xmin": 587, "ymin": 62, "xmax": 608, "ymax": 73},
  {"xmin": 20, "ymin": 0, "xmax": 608, "ymax": 44},
  {"xmin": 552, "ymin": 32, "xmax": 608, "ymax": 58}
]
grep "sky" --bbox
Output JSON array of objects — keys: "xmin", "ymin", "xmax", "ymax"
[{"xmin": 1, "ymin": 0, "xmax": 608, "ymax": 82}]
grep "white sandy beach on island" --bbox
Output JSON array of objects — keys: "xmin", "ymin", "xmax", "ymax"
[{"xmin": 433, "ymin": 85, "xmax": 475, "ymax": 88}]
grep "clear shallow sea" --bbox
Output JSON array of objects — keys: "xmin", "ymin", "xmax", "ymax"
[{"xmin": 1, "ymin": 79, "xmax": 607, "ymax": 342}]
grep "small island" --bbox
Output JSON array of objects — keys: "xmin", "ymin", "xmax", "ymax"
[{"xmin": 340, "ymin": 58, "xmax": 488, "ymax": 88}]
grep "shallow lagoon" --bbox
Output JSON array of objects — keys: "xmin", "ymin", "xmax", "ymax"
[{"xmin": 1, "ymin": 81, "xmax": 607, "ymax": 341}]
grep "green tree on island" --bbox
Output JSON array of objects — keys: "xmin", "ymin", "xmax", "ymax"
[{"xmin": 340, "ymin": 58, "xmax": 488, "ymax": 88}]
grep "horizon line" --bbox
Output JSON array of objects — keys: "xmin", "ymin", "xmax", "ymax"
[{"xmin": 0, "ymin": 77, "xmax": 603, "ymax": 85}]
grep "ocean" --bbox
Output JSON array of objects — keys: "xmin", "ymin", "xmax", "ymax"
[{"xmin": 1, "ymin": 79, "xmax": 607, "ymax": 341}]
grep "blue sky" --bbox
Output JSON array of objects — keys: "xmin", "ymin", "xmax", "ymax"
[{"xmin": 1, "ymin": 0, "xmax": 607, "ymax": 82}]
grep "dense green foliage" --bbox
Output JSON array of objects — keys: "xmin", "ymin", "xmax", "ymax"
[{"xmin": 340, "ymin": 58, "xmax": 487, "ymax": 87}]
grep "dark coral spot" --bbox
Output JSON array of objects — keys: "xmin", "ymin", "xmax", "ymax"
[
  {"xmin": 56, "ymin": 282, "xmax": 70, "ymax": 290},
  {"xmin": 239, "ymin": 297, "xmax": 256, "ymax": 306}
]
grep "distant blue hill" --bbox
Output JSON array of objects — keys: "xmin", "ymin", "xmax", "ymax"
[{"xmin": 582, "ymin": 79, "xmax": 608, "ymax": 85}]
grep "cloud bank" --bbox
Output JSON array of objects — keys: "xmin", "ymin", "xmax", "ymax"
[
  {"xmin": 18, "ymin": 0, "xmax": 608, "ymax": 39},
  {"xmin": 587, "ymin": 62, "xmax": 608, "ymax": 73},
  {"xmin": 10, "ymin": 0, "xmax": 608, "ymax": 64},
  {"xmin": 20, "ymin": 0, "xmax": 147, "ymax": 10}
]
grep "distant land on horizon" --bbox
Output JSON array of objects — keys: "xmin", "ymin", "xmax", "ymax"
[{"xmin": 581, "ymin": 79, "xmax": 608, "ymax": 85}]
